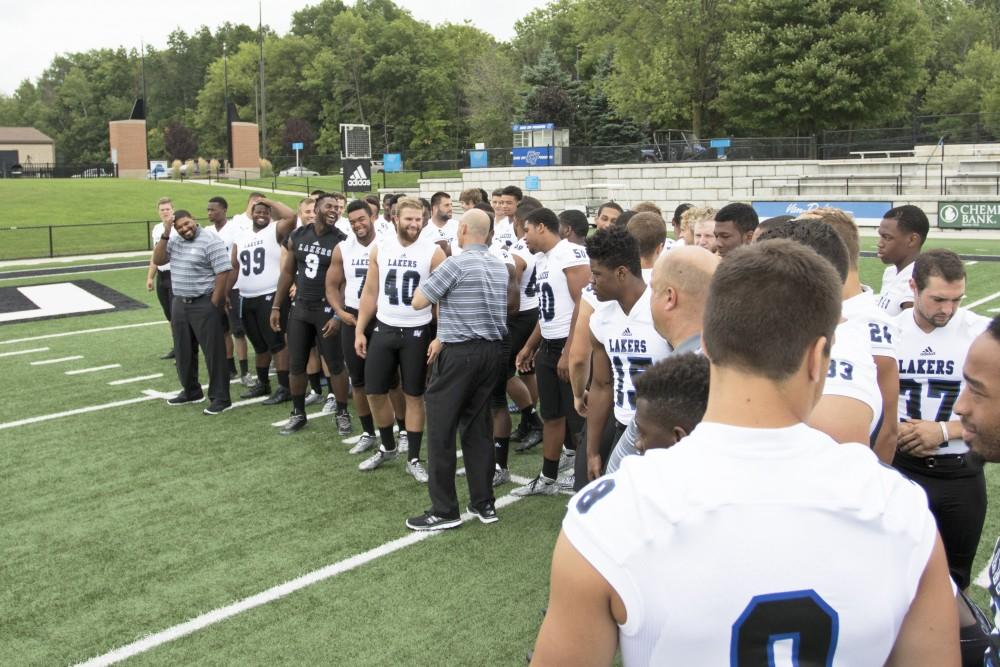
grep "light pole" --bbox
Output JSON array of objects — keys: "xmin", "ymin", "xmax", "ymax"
[{"xmin": 223, "ymin": 42, "xmax": 232, "ymax": 168}]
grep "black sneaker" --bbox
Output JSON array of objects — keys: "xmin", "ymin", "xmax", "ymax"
[
  {"xmin": 511, "ymin": 418, "xmax": 531, "ymax": 442},
  {"xmin": 203, "ymin": 400, "xmax": 232, "ymax": 415},
  {"xmin": 405, "ymin": 511, "xmax": 462, "ymax": 531},
  {"xmin": 279, "ymin": 412, "xmax": 307, "ymax": 435},
  {"xmin": 159, "ymin": 349, "xmax": 176, "ymax": 360},
  {"xmin": 240, "ymin": 383, "xmax": 271, "ymax": 399},
  {"xmin": 515, "ymin": 428, "xmax": 543, "ymax": 452},
  {"xmin": 167, "ymin": 391, "xmax": 204, "ymax": 406},
  {"xmin": 467, "ymin": 503, "xmax": 499, "ymax": 524},
  {"xmin": 261, "ymin": 386, "xmax": 291, "ymax": 405}
]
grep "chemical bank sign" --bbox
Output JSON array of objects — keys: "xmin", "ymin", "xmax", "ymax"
[{"xmin": 938, "ymin": 202, "xmax": 1000, "ymax": 230}]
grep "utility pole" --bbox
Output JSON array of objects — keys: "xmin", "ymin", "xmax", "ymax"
[
  {"xmin": 140, "ymin": 40, "xmax": 147, "ymax": 114},
  {"xmin": 223, "ymin": 42, "xmax": 233, "ymax": 167},
  {"xmin": 259, "ymin": 1, "xmax": 267, "ymax": 158}
]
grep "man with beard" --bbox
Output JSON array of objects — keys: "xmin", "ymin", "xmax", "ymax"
[
  {"xmin": 355, "ymin": 197, "xmax": 446, "ymax": 482},
  {"xmin": 419, "ymin": 191, "xmax": 457, "ymax": 253},
  {"xmin": 228, "ymin": 197, "xmax": 297, "ymax": 401},
  {"xmin": 893, "ymin": 249, "xmax": 991, "ymax": 592},
  {"xmin": 152, "ymin": 210, "xmax": 232, "ymax": 414},
  {"xmin": 270, "ymin": 193, "xmax": 349, "ymax": 435}
]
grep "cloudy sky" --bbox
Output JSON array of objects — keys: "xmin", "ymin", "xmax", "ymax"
[{"xmin": 2, "ymin": 0, "xmax": 549, "ymax": 95}]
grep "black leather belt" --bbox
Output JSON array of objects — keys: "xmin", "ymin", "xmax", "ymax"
[{"xmin": 897, "ymin": 451, "xmax": 966, "ymax": 469}]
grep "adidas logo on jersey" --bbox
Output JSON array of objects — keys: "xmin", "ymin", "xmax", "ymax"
[
  {"xmin": 346, "ymin": 165, "xmax": 371, "ymax": 188},
  {"xmin": 621, "ymin": 328, "xmax": 633, "ymax": 337},
  {"xmin": 920, "ymin": 346, "xmax": 935, "ymax": 356}
]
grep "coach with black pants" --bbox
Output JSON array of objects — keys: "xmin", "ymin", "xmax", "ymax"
[
  {"xmin": 153, "ymin": 209, "xmax": 233, "ymax": 415},
  {"xmin": 405, "ymin": 209, "xmax": 508, "ymax": 531}
]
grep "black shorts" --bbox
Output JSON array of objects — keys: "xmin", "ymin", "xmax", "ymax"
[
  {"xmin": 224, "ymin": 288, "xmax": 246, "ymax": 337},
  {"xmin": 240, "ymin": 293, "xmax": 286, "ymax": 355},
  {"xmin": 364, "ymin": 319, "xmax": 431, "ymax": 396},
  {"xmin": 508, "ymin": 308, "xmax": 538, "ymax": 378},
  {"xmin": 535, "ymin": 337, "xmax": 581, "ymax": 426},
  {"xmin": 287, "ymin": 300, "xmax": 345, "ymax": 375},
  {"xmin": 491, "ymin": 337, "xmax": 513, "ymax": 409},
  {"xmin": 341, "ymin": 307, "xmax": 376, "ymax": 388}
]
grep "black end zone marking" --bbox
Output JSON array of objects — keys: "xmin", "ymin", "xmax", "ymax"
[{"xmin": 0, "ymin": 279, "xmax": 147, "ymax": 326}]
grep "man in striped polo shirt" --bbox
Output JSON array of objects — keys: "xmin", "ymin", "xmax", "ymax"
[
  {"xmin": 405, "ymin": 209, "xmax": 509, "ymax": 530},
  {"xmin": 153, "ymin": 209, "xmax": 233, "ymax": 415}
]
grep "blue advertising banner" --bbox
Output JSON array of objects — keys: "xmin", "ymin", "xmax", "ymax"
[
  {"xmin": 469, "ymin": 150, "xmax": 488, "ymax": 169},
  {"xmin": 752, "ymin": 201, "xmax": 893, "ymax": 226},
  {"xmin": 512, "ymin": 123, "xmax": 554, "ymax": 131},
  {"xmin": 512, "ymin": 146, "xmax": 554, "ymax": 168},
  {"xmin": 382, "ymin": 153, "xmax": 402, "ymax": 173}
]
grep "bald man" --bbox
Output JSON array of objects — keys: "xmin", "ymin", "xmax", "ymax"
[
  {"xmin": 604, "ymin": 245, "xmax": 719, "ymax": 473},
  {"xmin": 406, "ymin": 209, "xmax": 510, "ymax": 530}
]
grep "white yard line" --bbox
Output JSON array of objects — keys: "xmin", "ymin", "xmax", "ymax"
[
  {"xmin": 30, "ymin": 355, "xmax": 83, "ymax": 365},
  {"xmin": 964, "ymin": 260, "xmax": 978, "ymax": 266},
  {"xmin": 0, "ymin": 395, "xmax": 161, "ymax": 431},
  {"xmin": 0, "ymin": 320, "xmax": 166, "ymax": 346},
  {"xmin": 108, "ymin": 374, "xmax": 164, "ymax": 386},
  {"xmin": 72, "ymin": 492, "xmax": 530, "ymax": 667},
  {"xmin": 65, "ymin": 364, "xmax": 122, "ymax": 375},
  {"xmin": 967, "ymin": 290, "xmax": 1000, "ymax": 310},
  {"xmin": 0, "ymin": 346, "xmax": 49, "ymax": 358}
]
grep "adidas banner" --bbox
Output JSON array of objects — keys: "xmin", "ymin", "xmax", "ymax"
[{"xmin": 342, "ymin": 159, "xmax": 372, "ymax": 193}]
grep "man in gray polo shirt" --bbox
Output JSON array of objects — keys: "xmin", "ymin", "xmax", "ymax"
[
  {"xmin": 405, "ymin": 209, "xmax": 508, "ymax": 530},
  {"xmin": 153, "ymin": 209, "xmax": 233, "ymax": 415}
]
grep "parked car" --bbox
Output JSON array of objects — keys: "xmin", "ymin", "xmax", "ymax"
[
  {"xmin": 147, "ymin": 164, "xmax": 170, "ymax": 179},
  {"xmin": 279, "ymin": 166, "xmax": 320, "ymax": 177}
]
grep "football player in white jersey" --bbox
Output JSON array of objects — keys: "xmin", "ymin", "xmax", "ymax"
[
  {"xmin": 532, "ymin": 239, "xmax": 958, "ymax": 666},
  {"xmin": 953, "ymin": 316, "xmax": 1000, "ymax": 665},
  {"xmin": 893, "ymin": 249, "xmax": 991, "ymax": 592},
  {"xmin": 492, "ymin": 185, "xmax": 521, "ymax": 250},
  {"xmin": 206, "ymin": 196, "xmax": 251, "ymax": 383},
  {"xmin": 146, "ymin": 197, "xmax": 176, "ymax": 359},
  {"xmin": 419, "ymin": 191, "xmax": 457, "ymax": 253},
  {"xmin": 584, "ymin": 227, "xmax": 671, "ymax": 481},
  {"xmin": 712, "ymin": 202, "xmax": 758, "ymax": 259},
  {"xmin": 631, "ymin": 352, "xmax": 710, "ymax": 455},
  {"xmin": 355, "ymin": 197, "xmax": 446, "ymax": 482},
  {"xmin": 593, "ymin": 202, "xmax": 623, "ymax": 231},
  {"xmin": 226, "ymin": 197, "xmax": 296, "ymax": 402},
  {"xmin": 513, "ymin": 208, "xmax": 591, "ymax": 496},
  {"xmin": 326, "ymin": 200, "xmax": 384, "ymax": 454},
  {"xmin": 805, "ymin": 207, "xmax": 901, "ymax": 462},
  {"xmin": 877, "ymin": 204, "xmax": 928, "ymax": 316},
  {"xmin": 758, "ymin": 219, "xmax": 883, "ymax": 448}
]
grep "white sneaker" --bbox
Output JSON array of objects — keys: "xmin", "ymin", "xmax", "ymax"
[
  {"xmin": 304, "ymin": 390, "xmax": 323, "ymax": 406},
  {"xmin": 398, "ymin": 431, "xmax": 409, "ymax": 451},
  {"xmin": 321, "ymin": 394, "xmax": 337, "ymax": 414},
  {"xmin": 558, "ymin": 448, "xmax": 576, "ymax": 472},
  {"xmin": 492, "ymin": 465, "xmax": 511, "ymax": 487},
  {"xmin": 511, "ymin": 475, "xmax": 559, "ymax": 497},
  {"xmin": 406, "ymin": 459, "xmax": 429, "ymax": 483},
  {"xmin": 348, "ymin": 433, "xmax": 377, "ymax": 454},
  {"xmin": 358, "ymin": 446, "xmax": 398, "ymax": 471},
  {"xmin": 241, "ymin": 372, "xmax": 257, "ymax": 388},
  {"xmin": 557, "ymin": 472, "xmax": 575, "ymax": 495}
]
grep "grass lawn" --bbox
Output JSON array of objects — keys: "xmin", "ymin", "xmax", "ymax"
[{"xmin": 1, "ymin": 251, "xmax": 999, "ymax": 665}]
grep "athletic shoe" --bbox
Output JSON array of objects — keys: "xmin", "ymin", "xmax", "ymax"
[
  {"xmin": 348, "ymin": 433, "xmax": 377, "ymax": 454},
  {"xmin": 304, "ymin": 390, "xmax": 323, "ymax": 406},
  {"xmin": 511, "ymin": 475, "xmax": 559, "ymax": 497},
  {"xmin": 492, "ymin": 465, "xmax": 511, "ymax": 487},
  {"xmin": 406, "ymin": 459, "xmax": 429, "ymax": 484},
  {"xmin": 511, "ymin": 418, "xmax": 532, "ymax": 441},
  {"xmin": 229, "ymin": 369, "xmax": 239, "ymax": 381},
  {"xmin": 358, "ymin": 446, "xmax": 398, "ymax": 471},
  {"xmin": 167, "ymin": 391, "xmax": 204, "ymax": 406},
  {"xmin": 405, "ymin": 511, "xmax": 462, "ymax": 531},
  {"xmin": 467, "ymin": 502, "xmax": 499, "ymax": 524},
  {"xmin": 261, "ymin": 386, "xmax": 290, "ymax": 405},
  {"xmin": 398, "ymin": 431, "xmax": 409, "ymax": 451},
  {"xmin": 515, "ymin": 428, "xmax": 543, "ymax": 452},
  {"xmin": 557, "ymin": 472, "xmax": 575, "ymax": 494},
  {"xmin": 335, "ymin": 408, "xmax": 352, "ymax": 436},
  {"xmin": 159, "ymin": 349, "xmax": 176, "ymax": 360},
  {"xmin": 558, "ymin": 448, "xmax": 576, "ymax": 472},
  {"xmin": 240, "ymin": 383, "xmax": 271, "ymax": 399},
  {"xmin": 241, "ymin": 372, "xmax": 256, "ymax": 388},
  {"xmin": 321, "ymin": 394, "xmax": 337, "ymax": 414},
  {"xmin": 279, "ymin": 412, "xmax": 307, "ymax": 435},
  {"xmin": 203, "ymin": 400, "xmax": 232, "ymax": 415}
]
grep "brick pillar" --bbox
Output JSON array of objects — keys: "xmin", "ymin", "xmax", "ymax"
[
  {"xmin": 231, "ymin": 122, "xmax": 261, "ymax": 179},
  {"xmin": 108, "ymin": 120, "xmax": 148, "ymax": 178}
]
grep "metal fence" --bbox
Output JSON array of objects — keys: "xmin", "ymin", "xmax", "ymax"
[
  {"xmin": 1, "ymin": 162, "xmax": 118, "ymax": 179},
  {"xmin": 0, "ymin": 220, "xmax": 155, "ymax": 261}
]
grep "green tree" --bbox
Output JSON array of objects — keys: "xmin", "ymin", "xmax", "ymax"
[
  {"xmin": 715, "ymin": 0, "xmax": 932, "ymax": 135},
  {"xmin": 462, "ymin": 45, "xmax": 523, "ymax": 148},
  {"xmin": 520, "ymin": 47, "xmax": 579, "ymax": 128}
]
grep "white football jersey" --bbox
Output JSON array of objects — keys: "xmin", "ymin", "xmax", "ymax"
[
  {"xmin": 492, "ymin": 217, "xmax": 517, "ymax": 250},
  {"xmin": 877, "ymin": 262, "xmax": 915, "ymax": 316},
  {"xmin": 580, "ymin": 284, "xmax": 599, "ymax": 310},
  {"xmin": 823, "ymin": 317, "xmax": 882, "ymax": 437},
  {"xmin": 589, "ymin": 287, "xmax": 671, "ymax": 425},
  {"xmin": 419, "ymin": 218, "xmax": 458, "ymax": 247},
  {"xmin": 842, "ymin": 288, "xmax": 899, "ymax": 360},
  {"xmin": 335, "ymin": 218, "xmax": 353, "ymax": 239},
  {"xmin": 489, "ymin": 244, "xmax": 515, "ymax": 267},
  {"xmin": 375, "ymin": 234, "xmax": 437, "ymax": 327},
  {"xmin": 375, "ymin": 217, "xmax": 395, "ymax": 237},
  {"xmin": 233, "ymin": 223, "xmax": 282, "ymax": 297},
  {"xmin": 641, "ymin": 267, "xmax": 652, "ymax": 284},
  {"xmin": 535, "ymin": 239, "xmax": 590, "ymax": 340},
  {"xmin": 510, "ymin": 238, "xmax": 539, "ymax": 312},
  {"xmin": 207, "ymin": 219, "xmax": 251, "ymax": 253},
  {"xmin": 341, "ymin": 233, "xmax": 381, "ymax": 310},
  {"xmin": 564, "ymin": 422, "xmax": 937, "ymax": 666},
  {"xmin": 151, "ymin": 222, "xmax": 170, "ymax": 272},
  {"xmin": 894, "ymin": 307, "xmax": 990, "ymax": 455}
]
